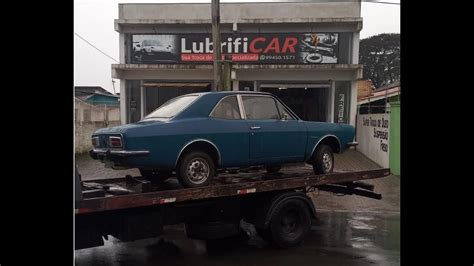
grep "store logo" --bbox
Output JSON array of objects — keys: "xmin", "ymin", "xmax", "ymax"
[
  {"xmin": 181, "ymin": 37, "xmax": 249, "ymax": 54},
  {"xmin": 181, "ymin": 36, "xmax": 298, "ymax": 54}
]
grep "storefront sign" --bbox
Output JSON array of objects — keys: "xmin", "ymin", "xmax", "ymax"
[
  {"xmin": 337, "ymin": 93, "xmax": 345, "ymax": 123},
  {"xmin": 131, "ymin": 33, "xmax": 339, "ymax": 64},
  {"xmin": 361, "ymin": 115, "xmax": 389, "ymax": 153},
  {"xmin": 356, "ymin": 114, "xmax": 390, "ymax": 168}
]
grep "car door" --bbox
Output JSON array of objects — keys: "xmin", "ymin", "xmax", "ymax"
[
  {"xmin": 241, "ymin": 95, "xmax": 306, "ymax": 165},
  {"xmin": 208, "ymin": 95, "xmax": 250, "ymax": 167}
]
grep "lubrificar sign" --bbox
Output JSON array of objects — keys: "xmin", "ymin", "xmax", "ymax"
[{"xmin": 131, "ymin": 33, "xmax": 339, "ymax": 64}]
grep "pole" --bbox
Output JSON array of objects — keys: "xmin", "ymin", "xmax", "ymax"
[
  {"xmin": 212, "ymin": 0, "xmax": 222, "ymax": 91},
  {"xmin": 222, "ymin": 55, "xmax": 232, "ymax": 90},
  {"xmin": 112, "ymin": 79, "xmax": 116, "ymax": 94}
]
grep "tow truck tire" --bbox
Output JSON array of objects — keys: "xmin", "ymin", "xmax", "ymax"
[
  {"xmin": 312, "ymin": 144, "xmax": 334, "ymax": 174},
  {"xmin": 267, "ymin": 199, "xmax": 311, "ymax": 248},
  {"xmin": 177, "ymin": 151, "xmax": 215, "ymax": 188}
]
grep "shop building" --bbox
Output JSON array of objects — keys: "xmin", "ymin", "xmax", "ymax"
[{"xmin": 112, "ymin": 1, "xmax": 363, "ymax": 124}]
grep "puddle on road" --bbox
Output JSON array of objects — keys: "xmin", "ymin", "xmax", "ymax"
[{"xmin": 75, "ymin": 211, "xmax": 400, "ymax": 266}]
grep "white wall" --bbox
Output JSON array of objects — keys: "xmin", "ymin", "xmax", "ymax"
[
  {"xmin": 75, "ymin": 98, "xmax": 121, "ymax": 153},
  {"xmin": 356, "ymin": 113, "xmax": 389, "ymax": 168}
]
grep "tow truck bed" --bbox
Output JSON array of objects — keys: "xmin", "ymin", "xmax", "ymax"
[{"xmin": 76, "ymin": 168, "xmax": 390, "ymax": 214}]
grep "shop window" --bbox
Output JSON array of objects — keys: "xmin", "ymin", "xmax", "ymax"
[
  {"xmin": 239, "ymin": 81, "xmax": 254, "ymax": 91},
  {"xmin": 260, "ymin": 86, "xmax": 329, "ymax": 122},
  {"xmin": 144, "ymin": 82, "xmax": 211, "ymax": 115}
]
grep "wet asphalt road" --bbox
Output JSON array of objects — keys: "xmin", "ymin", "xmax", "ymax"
[{"xmin": 75, "ymin": 210, "xmax": 399, "ymax": 266}]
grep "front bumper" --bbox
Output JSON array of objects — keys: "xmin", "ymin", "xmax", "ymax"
[
  {"xmin": 347, "ymin": 142, "xmax": 359, "ymax": 148},
  {"xmin": 89, "ymin": 148, "xmax": 150, "ymax": 160}
]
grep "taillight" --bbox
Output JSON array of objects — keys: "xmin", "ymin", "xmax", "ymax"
[
  {"xmin": 108, "ymin": 136, "xmax": 123, "ymax": 148},
  {"xmin": 91, "ymin": 136, "xmax": 99, "ymax": 147}
]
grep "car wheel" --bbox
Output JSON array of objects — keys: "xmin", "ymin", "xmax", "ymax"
[
  {"xmin": 139, "ymin": 169, "xmax": 172, "ymax": 184},
  {"xmin": 312, "ymin": 144, "xmax": 334, "ymax": 174},
  {"xmin": 268, "ymin": 199, "xmax": 311, "ymax": 248},
  {"xmin": 177, "ymin": 151, "xmax": 215, "ymax": 188},
  {"xmin": 266, "ymin": 165, "xmax": 281, "ymax": 174}
]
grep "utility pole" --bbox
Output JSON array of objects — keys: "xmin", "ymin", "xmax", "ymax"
[
  {"xmin": 211, "ymin": 0, "xmax": 222, "ymax": 91},
  {"xmin": 111, "ymin": 79, "xmax": 116, "ymax": 95}
]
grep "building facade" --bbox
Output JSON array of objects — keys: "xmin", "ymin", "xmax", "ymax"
[
  {"xmin": 113, "ymin": 1, "xmax": 362, "ymax": 125},
  {"xmin": 75, "ymin": 86, "xmax": 120, "ymax": 107}
]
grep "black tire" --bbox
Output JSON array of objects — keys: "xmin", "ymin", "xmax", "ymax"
[
  {"xmin": 266, "ymin": 165, "xmax": 281, "ymax": 174},
  {"xmin": 268, "ymin": 199, "xmax": 311, "ymax": 248},
  {"xmin": 139, "ymin": 169, "xmax": 172, "ymax": 184},
  {"xmin": 312, "ymin": 144, "xmax": 334, "ymax": 174},
  {"xmin": 177, "ymin": 151, "xmax": 215, "ymax": 188}
]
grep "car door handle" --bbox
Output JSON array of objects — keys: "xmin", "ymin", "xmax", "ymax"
[{"xmin": 250, "ymin": 126, "xmax": 261, "ymax": 130}]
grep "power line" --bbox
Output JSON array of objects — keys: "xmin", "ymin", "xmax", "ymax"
[{"xmin": 74, "ymin": 32, "xmax": 119, "ymax": 63}]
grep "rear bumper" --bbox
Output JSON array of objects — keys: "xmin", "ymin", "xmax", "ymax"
[{"xmin": 89, "ymin": 148, "xmax": 150, "ymax": 160}]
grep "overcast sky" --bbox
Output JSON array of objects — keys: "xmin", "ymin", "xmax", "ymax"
[{"xmin": 74, "ymin": 0, "xmax": 400, "ymax": 94}]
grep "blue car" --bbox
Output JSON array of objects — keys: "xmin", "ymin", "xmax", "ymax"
[{"xmin": 90, "ymin": 91, "xmax": 357, "ymax": 187}]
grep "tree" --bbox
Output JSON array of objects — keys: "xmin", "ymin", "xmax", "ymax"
[{"xmin": 359, "ymin": 33, "xmax": 400, "ymax": 88}]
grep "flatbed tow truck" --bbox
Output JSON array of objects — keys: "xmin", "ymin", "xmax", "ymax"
[{"xmin": 75, "ymin": 166, "xmax": 390, "ymax": 250}]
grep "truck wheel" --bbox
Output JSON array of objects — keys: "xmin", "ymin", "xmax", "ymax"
[
  {"xmin": 139, "ymin": 169, "xmax": 172, "ymax": 184},
  {"xmin": 268, "ymin": 199, "xmax": 311, "ymax": 248},
  {"xmin": 177, "ymin": 151, "xmax": 215, "ymax": 188},
  {"xmin": 312, "ymin": 144, "xmax": 334, "ymax": 174},
  {"xmin": 266, "ymin": 165, "xmax": 281, "ymax": 174}
]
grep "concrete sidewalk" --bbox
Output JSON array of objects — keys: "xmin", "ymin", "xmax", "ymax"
[{"xmin": 315, "ymin": 149, "xmax": 400, "ymax": 213}]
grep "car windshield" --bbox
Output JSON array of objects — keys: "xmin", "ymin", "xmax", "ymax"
[
  {"xmin": 144, "ymin": 95, "xmax": 198, "ymax": 119},
  {"xmin": 143, "ymin": 40, "xmax": 161, "ymax": 46}
]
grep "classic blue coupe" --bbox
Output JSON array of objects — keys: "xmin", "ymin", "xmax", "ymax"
[{"xmin": 90, "ymin": 91, "xmax": 357, "ymax": 187}]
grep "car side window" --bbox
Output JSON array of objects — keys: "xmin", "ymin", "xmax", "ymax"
[
  {"xmin": 276, "ymin": 100, "xmax": 295, "ymax": 120},
  {"xmin": 210, "ymin": 96, "xmax": 242, "ymax": 120},
  {"xmin": 242, "ymin": 96, "xmax": 280, "ymax": 120}
]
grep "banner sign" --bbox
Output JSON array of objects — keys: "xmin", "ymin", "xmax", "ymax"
[{"xmin": 131, "ymin": 33, "xmax": 339, "ymax": 64}]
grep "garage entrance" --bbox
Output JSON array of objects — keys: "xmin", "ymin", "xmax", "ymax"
[
  {"xmin": 143, "ymin": 82, "xmax": 211, "ymax": 115},
  {"xmin": 259, "ymin": 84, "xmax": 331, "ymax": 122}
]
